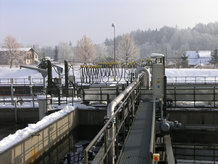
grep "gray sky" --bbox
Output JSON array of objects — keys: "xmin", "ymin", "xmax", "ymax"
[{"xmin": 0, "ymin": 0, "xmax": 218, "ymax": 47}]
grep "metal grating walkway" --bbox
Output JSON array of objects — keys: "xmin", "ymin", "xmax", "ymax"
[{"xmin": 119, "ymin": 101, "xmax": 154, "ymax": 164}]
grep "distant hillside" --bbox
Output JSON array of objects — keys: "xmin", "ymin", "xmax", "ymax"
[{"xmin": 105, "ymin": 22, "xmax": 218, "ymax": 59}]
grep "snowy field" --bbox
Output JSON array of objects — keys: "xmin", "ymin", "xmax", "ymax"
[{"xmin": 1, "ymin": 66, "xmax": 218, "ymax": 80}]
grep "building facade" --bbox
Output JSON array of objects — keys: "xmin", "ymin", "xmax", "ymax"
[{"xmin": 0, "ymin": 48, "xmax": 39, "ymax": 65}]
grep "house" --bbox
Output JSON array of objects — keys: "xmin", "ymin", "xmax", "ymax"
[
  {"xmin": 0, "ymin": 48, "xmax": 39, "ymax": 65},
  {"xmin": 185, "ymin": 50, "xmax": 211, "ymax": 67}
]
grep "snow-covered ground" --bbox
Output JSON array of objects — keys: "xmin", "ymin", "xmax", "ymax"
[
  {"xmin": 1, "ymin": 66, "xmax": 218, "ymax": 79},
  {"xmin": 166, "ymin": 68, "xmax": 218, "ymax": 77}
]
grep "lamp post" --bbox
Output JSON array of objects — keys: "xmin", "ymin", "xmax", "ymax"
[{"xmin": 112, "ymin": 23, "xmax": 116, "ymax": 81}]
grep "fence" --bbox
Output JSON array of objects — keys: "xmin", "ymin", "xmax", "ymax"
[
  {"xmin": 0, "ymin": 78, "xmax": 43, "ymax": 85},
  {"xmin": 173, "ymin": 143, "xmax": 218, "ymax": 163},
  {"xmin": 166, "ymin": 86, "xmax": 218, "ymax": 108},
  {"xmin": 167, "ymin": 76, "xmax": 218, "ymax": 85}
]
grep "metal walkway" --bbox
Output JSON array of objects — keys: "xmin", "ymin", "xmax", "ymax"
[{"xmin": 119, "ymin": 101, "xmax": 154, "ymax": 164}]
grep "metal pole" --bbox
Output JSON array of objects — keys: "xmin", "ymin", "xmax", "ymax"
[
  {"xmin": 47, "ymin": 60, "xmax": 52, "ymax": 95},
  {"xmin": 163, "ymin": 76, "xmax": 167, "ymax": 118},
  {"xmin": 64, "ymin": 60, "xmax": 69, "ymax": 97},
  {"xmin": 15, "ymin": 100, "xmax": 17, "ymax": 123},
  {"xmin": 112, "ymin": 23, "xmax": 116, "ymax": 81},
  {"xmin": 11, "ymin": 78, "xmax": 14, "ymax": 105},
  {"xmin": 29, "ymin": 76, "xmax": 35, "ymax": 108}
]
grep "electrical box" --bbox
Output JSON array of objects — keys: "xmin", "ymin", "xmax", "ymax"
[
  {"xmin": 151, "ymin": 53, "xmax": 165, "ymax": 98},
  {"xmin": 153, "ymin": 153, "xmax": 160, "ymax": 161}
]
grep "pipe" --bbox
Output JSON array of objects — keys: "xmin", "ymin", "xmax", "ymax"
[
  {"xmin": 106, "ymin": 72, "xmax": 145, "ymax": 164},
  {"xmin": 107, "ymin": 80, "xmax": 137, "ymax": 117},
  {"xmin": 135, "ymin": 67, "xmax": 150, "ymax": 89}
]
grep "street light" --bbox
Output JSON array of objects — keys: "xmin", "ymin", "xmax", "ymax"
[{"xmin": 112, "ymin": 23, "xmax": 116, "ymax": 81}]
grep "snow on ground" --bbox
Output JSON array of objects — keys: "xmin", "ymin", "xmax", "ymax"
[
  {"xmin": 166, "ymin": 68, "xmax": 218, "ymax": 77},
  {"xmin": 1, "ymin": 66, "xmax": 218, "ymax": 79}
]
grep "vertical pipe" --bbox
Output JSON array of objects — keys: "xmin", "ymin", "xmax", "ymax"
[
  {"xmin": 15, "ymin": 100, "xmax": 18, "ymax": 123},
  {"xmin": 194, "ymin": 86, "xmax": 196, "ymax": 108},
  {"xmin": 100, "ymin": 87, "xmax": 102, "ymax": 102},
  {"xmin": 163, "ymin": 76, "xmax": 167, "ymax": 118},
  {"xmin": 116, "ymin": 85, "xmax": 119, "ymax": 96},
  {"xmin": 47, "ymin": 60, "xmax": 52, "ymax": 95},
  {"xmin": 58, "ymin": 87, "xmax": 61, "ymax": 105},
  {"xmin": 11, "ymin": 78, "xmax": 14, "ymax": 105},
  {"xmin": 214, "ymin": 86, "xmax": 215, "ymax": 108},
  {"xmin": 122, "ymin": 84, "xmax": 125, "ymax": 91},
  {"xmin": 174, "ymin": 86, "xmax": 176, "ymax": 108},
  {"xmin": 107, "ymin": 94, "xmax": 110, "ymax": 105},
  {"xmin": 104, "ymin": 129, "xmax": 108, "ymax": 164},
  {"xmin": 29, "ymin": 76, "xmax": 35, "ymax": 108},
  {"xmin": 72, "ymin": 88, "xmax": 74, "ymax": 106},
  {"xmin": 112, "ymin": 24, "xmax": 116, "ymax": 82},
  {"xmin": 64, "ymin": 60, "xmax": 69, "ymax": 97}
]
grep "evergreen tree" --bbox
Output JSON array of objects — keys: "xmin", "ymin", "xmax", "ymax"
[
  {"xmin": 210, "ymin": 49, "xmax": 218, "ymax": 66},
  {"xmin": 54, "ymin": 46, "xmax": 58, "ymax": 61},
  {"xmin": 181, "ymin": 53, "xmax": 188, "ymax": 68}
]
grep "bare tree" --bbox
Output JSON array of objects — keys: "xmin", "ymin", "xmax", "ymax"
[
  {"xmin": 76, "ymin": 35, "xmax": 96, "ymax": 63},
  {"xmin": 2, "ymin": 35, "xmax": 21, "ymax": 68},
  {"xmin": 94, "ymin": 43, "xmax": 109, "ymax": 63},
  {"xmin": 57, "ymin": 42, "xmax": 74, "ymax": 62},
  {"xmin": 118, "ymin": 34, "xmax": 139, "ymax": 65}
]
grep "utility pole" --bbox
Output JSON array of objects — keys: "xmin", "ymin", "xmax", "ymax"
[{"xmin": 112, "ymin": 23, "xmax": 116, "ymax": 81}]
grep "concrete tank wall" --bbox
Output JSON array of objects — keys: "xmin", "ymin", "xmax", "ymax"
[
  {"xmin": 0, "ymin": 108, "xmax": 107, "ymax": 163},
  {"xmin": 78, "ymin": 109, "xmax": 106, "ymax": 126},
  {"xmin": 0, "ymin": 109, "xmax": 79, "ymax": 164},
  {"xmin": 168, "ymin": 110, "xmax": 218, "ymax": 125},
  {"xmin": 0, "ymin": 108, "xmax": 39, "ymax": 124}
]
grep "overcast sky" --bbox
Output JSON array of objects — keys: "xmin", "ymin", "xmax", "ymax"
[{"xmin": 0, "ymin": 0, "xmax": 218, "ymax": 47}]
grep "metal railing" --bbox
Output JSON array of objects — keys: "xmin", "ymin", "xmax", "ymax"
[
  {"xmin": 167, "ymin": 76, "xmax": 218, "ymax": 85},
  {"xmin": 166, "ymin": 86, "xmax": 218, "ymax": 108},
  {"xmin": 83, "ymin": 73, "xmax": 145, "ymax": 164},
  {"xmin": 81, "ymin": 84, "xmax": 129, "ymax": 105},
  {"xmin": 173, "ymin": 143, "xmax": 218, "ymax": 163},
  {"xmin": 0, "ymin": 78, "xmax": 43, "ymax": 85}
]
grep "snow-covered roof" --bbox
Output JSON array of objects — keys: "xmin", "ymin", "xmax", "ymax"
[
  {"xmin": 185, "ymin": 51, "xmax": 199, "ymax": 66},
  {"xmin": 185, "ymin": 51, "xmax": 199, "ymax": 59},
  {"xmin": 198, "ymin": 50, "xmax": 211, "ymax": 58},
  {"xmin": 185, "ymin": 50, "xmax": 211, "ymax": 66},
  {"xmin": 0, "ymin": 48, "xmax": 33, "ymax": 52},
  {"xmin": 150, "ymin": 53, "xmax": 165, "ymax": 58}
]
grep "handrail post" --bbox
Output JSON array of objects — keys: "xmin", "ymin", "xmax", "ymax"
[
  {"xmin": 107, "ymin": 113, "xmax": 115, "ymax": 164},
  {"xmin": 84, "ymin": 149, "xmax": 88, "ymax": 164}
]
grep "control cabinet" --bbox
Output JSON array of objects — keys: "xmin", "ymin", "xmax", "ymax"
[{"xmin": 151, "ymin": 53, "xmax": 165, "ymax": 98}]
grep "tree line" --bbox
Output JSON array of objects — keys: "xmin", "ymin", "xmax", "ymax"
[
  {"xmin": 1, "ymin": 21, "xmax": 218, "ymax": 67},
  {"xmin": 106, "ymin": 22, "xmax": 218, "ymax": 60}
]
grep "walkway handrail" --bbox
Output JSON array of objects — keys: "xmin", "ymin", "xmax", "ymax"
[{"xmin": 84, "ymin": 72, "xmax": 146, "ymax": 164}]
